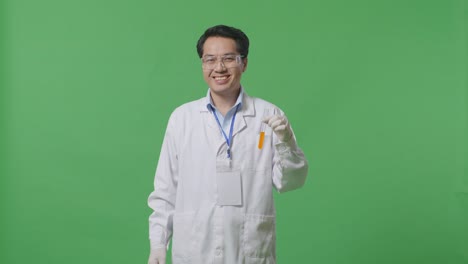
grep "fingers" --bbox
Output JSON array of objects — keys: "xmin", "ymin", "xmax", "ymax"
[
  {"xmin": 149, "ymin": 257, "xmax": 165, "ymax": 264},
  {"xmin": 263, "ymin": 115, "xmax": 279, "ymax": 125},
  {"xmin": 262, "ymin": 114, "xmax": 293, "ymax": 142},
  {"xmin": 149, "ymin": 248, "xmax": 166, "ymax": 264},
  {"xmin": 149, "ymin": 257, "xmax": 158, "ymax": 264},
  {"xmin": 262, "ymin": 114, "xmax": 281, "ymax": 124},
  {"xmin": 270, "ymin": 118, "xmax": 283, "ymax": 129},
  {"xmin": 274, "ymin": 124, "xmax": 287, "ymax": 132},
  {"xmin": 264, "ymin": 115, "xmax": 287, "ymax": 130},
  {"xmin": 262, "ymin": 116, "xmax": 273, "ymax": 123}
]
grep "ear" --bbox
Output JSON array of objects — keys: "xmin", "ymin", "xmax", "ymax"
[{"xmin": 242, "ymin": 58, "xmax": 248, "ymax": 72}]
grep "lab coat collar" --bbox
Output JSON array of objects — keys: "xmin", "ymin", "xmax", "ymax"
[{"xmin": 200, "ymin": 87, "xmax": 255, "ymax": 117}]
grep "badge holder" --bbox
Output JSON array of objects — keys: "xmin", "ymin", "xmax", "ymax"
[{"xmin": 216, "ymin": 160, "xmax": 242, "ymax": 206}]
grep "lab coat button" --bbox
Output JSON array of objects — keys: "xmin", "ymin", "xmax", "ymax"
[{"xmin": 216, "ymin": 249, "xmax": 222, "ymax": 256}]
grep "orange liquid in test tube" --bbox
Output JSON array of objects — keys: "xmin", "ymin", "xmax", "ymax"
[
  {"xmin": 258, "ymin": 131, "xmax": 265, "ymax": 149},
  {"xmin": 258, "ymin": 109, "xmax": 270, "ymax": 149}
]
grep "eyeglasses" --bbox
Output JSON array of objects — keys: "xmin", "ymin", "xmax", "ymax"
[{"xmin": 201, "ymin": 54, "xmax": 245, "ymax": 70}]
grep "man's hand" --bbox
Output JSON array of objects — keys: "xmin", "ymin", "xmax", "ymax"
[
  {"xmin": 263, "ymin": 115, "xmax": 293, "ymax": 143},
  {"xmin": 148, "ymin": 248, "xmax": 166, "ymax": 264}
]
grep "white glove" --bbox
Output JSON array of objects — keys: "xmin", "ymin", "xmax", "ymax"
[
  {"xmin": 148, "ymin": 248, "xmax": 166, "ymax": 264},
  {"xmin": 263, "ymin": 115, "xmax": 293, "ymax": 143}
]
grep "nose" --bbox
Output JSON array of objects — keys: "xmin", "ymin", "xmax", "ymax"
[{"xmin": 213, "ymin": 59, "xmax": 227, "ymax": 71}]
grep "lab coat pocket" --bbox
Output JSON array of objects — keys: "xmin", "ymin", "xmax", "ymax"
[
  {"xmin": 243, "ymin": 214, "xmax": 276, "ymax": 259},
  {"xmin": 172, "ymin": 212, "xmax": 197, "ymax": 260}
]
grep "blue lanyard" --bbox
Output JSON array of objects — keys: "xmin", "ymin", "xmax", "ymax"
[{"xmin": 210, "ymin": 104, "xmax": 240, "ymax": 159}]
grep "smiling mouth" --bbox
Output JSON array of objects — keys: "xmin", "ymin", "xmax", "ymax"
[{"xmin": 213, "ymin": 75, "xmax": 229, "ymax": 80}]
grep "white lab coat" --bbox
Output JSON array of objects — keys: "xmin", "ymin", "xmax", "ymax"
[{"xmin": 148, "ymin": 92, "xmax": 308, "ymax": 264}]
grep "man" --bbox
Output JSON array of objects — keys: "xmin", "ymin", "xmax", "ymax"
[{"xmin": 148, "ymin": 25, "xmax": 308, "ymax": 264}]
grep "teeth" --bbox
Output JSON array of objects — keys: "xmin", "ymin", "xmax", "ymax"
[{"xmin": 214, "ymin": 76, "xmax": 228, "ymax": 80}]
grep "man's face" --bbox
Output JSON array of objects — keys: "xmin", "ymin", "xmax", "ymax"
[{"xmin": 201, "ymin": 37, "xmax": 247, "ymax": 97}]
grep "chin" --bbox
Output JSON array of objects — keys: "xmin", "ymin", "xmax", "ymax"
[{"xmin": 210, "ymin": 84, "xmax": 232, "ymax": 93}]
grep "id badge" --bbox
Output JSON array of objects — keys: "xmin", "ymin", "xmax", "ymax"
[{"xmin": 216, "ymin": 160, "xmax": 242, "ymax": 206}]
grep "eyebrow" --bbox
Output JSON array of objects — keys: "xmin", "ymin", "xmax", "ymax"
[{"xmin": 203, "ymin": 52, "xmax": 238, "ymax": 57}]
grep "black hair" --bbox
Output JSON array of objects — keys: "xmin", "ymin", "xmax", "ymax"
[{"xmin": 196, "ymin": 25, "xmax": 249, "ymax": 58}]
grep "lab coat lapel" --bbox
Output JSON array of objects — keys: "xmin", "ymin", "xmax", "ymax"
[
  {"xmin": 232, "ymin": 111, "xmax": 247, "ymax": 138},
  {"xmin": 232, "ymin": 93, "xmax": 255, "ymax": 138}
]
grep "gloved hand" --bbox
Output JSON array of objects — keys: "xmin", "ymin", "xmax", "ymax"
[
  {"xmin": 263, "ymin": 115, "xmax": 293, "ymax": 143},
  {"xmin": 148, "ymin": 248, "xmax": 166, "ymax": 264}
]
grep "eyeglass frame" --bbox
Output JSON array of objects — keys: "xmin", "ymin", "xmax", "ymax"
[{"xmin": 201, "ymin": 54, "xmax": 246, "ymax": 70}]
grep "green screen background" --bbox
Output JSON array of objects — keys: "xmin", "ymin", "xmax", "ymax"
[{"xmin": 1, "ymin": 0, "xmax": 467, "ymax": 263}]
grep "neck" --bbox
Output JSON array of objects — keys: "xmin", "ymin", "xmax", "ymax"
[{"xmin": 210, "ymin": 88, "xmax": 241, "ymax": 116}]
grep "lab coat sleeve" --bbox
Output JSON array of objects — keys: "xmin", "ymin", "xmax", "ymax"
[
  {"xmin": 148, "ymin": 114, "xmax": 179, "ymax": 250},
  {"xmin": 272, "ymin": 125, "xmax": 308, "ymax": 193}
]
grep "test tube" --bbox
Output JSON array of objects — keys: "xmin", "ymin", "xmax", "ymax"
[{"xmin": 258, "ymin": 109, "xmax": 270, "ymax": 149}]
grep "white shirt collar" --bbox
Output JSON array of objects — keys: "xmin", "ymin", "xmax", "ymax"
[{"xmin": 206, "ymin": 87, "xmax": 244, "ymax": 112}]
